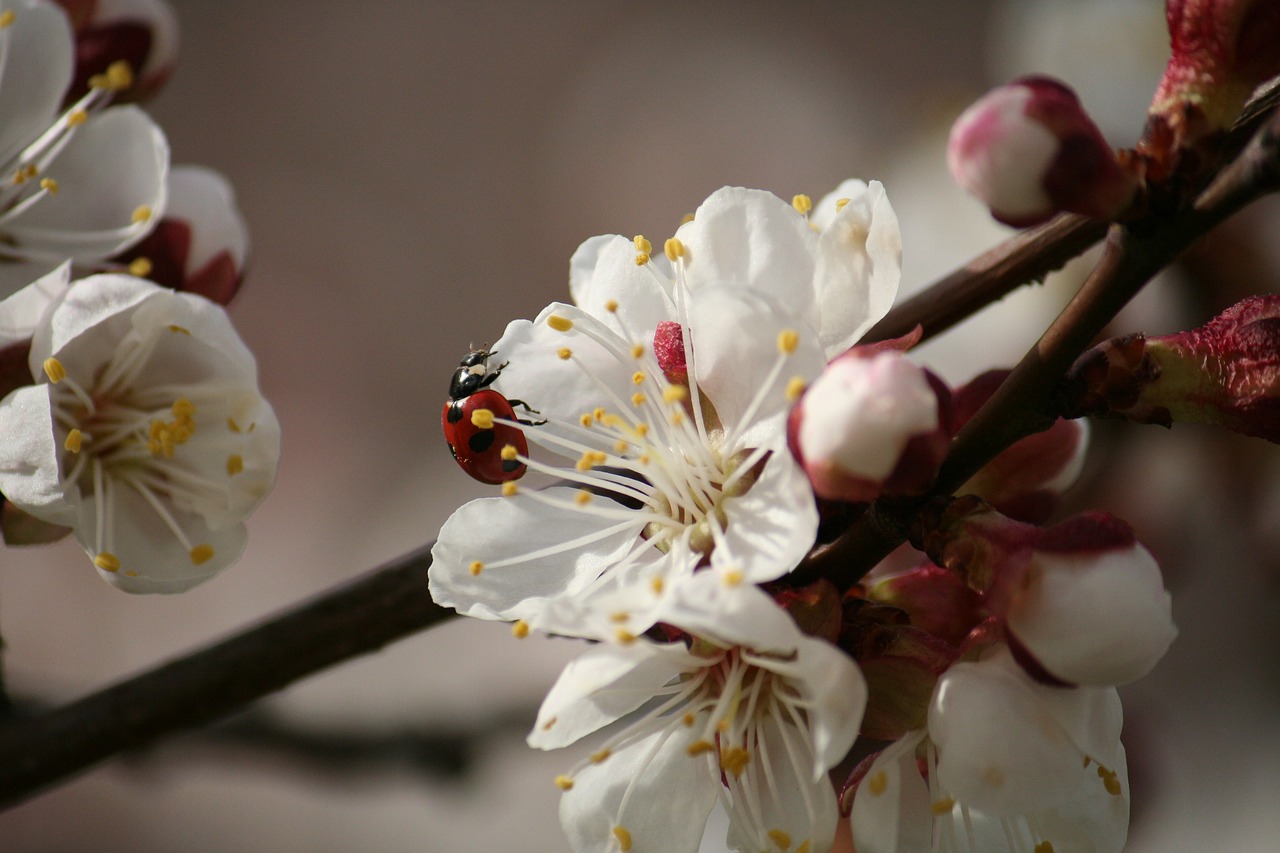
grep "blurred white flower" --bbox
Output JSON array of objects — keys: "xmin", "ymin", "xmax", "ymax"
[
  {"xmin": 0, "ymin": 0, "xmax": 168, "ymax": 294},
  {"xmin": 532, "ymin": 573, "xmax": 866, "ymax": 853},
  {"xmin": 430, "ymin": 182, "xmax": 900, "ymax": 638},
  {"xmin": 0, "ymin": 273, "xmax": 279, "ymax": 591}
]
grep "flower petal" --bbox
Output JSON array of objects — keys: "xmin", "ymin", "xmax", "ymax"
[
  {"xmin": 0, "ymin": 260, "xmax": 69, "ymax": 348},
  {"xmin": 719, "ymin": 451, "xmax": 818, "ymax": 586},
  {"xmin": 850, "ymin": 732, "xmax": 933, "ymax": 853},
  {"xmin": 0, "ymin": 0, "xmax": 72, "ymax": 166},
  {"xmin": 0, "ymin": 384, "xmax": 74, "ymax": 525},
  {"xmin": 568, "ymin": 233, "xmax": 676, "ymax": 337}
]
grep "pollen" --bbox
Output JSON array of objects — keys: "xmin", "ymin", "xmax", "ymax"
[
  {"xmin": 558, "ymin": 346, "xmax": 573, "ymax": 360},
  {"xmin": 634, "ymin": 252, "xmax": 650, "ymax": 266},
  {"xmin": 632, "ymin": 371, "xmax": 645, "ymax": 385},
  {"xmin": 686, "ymin": 740, "xmax": 715, "ymax": 756},
  {"xmin": 664, "ymin": 238, "xmax": 685, "ymax": 261},
  {"xmin": 547, "ymin": 314, "xmax": 573, "ymax": 332},
  {"xmin": 614, "ymin": 628, "xmax": 636, "ymax": 644},
  {"xmin": 130, "ymin": 257, "xmax": 153, "ymax": 277},
  {"xmin": 512, "ymin": 620, "xmax": 530, "ymax": 639},
  {"xmin": 579, "ymin": 413, "xmax": 593, "ymax": 427},
  {"xmin": 64, "ymin": 429, "xmax": 83, "ymax": 453},
  {"xmin": 767, "ymin": 829, "xmax": 792, "ymax": 850},
  {"xmin": 593, "ymin": 407, "xmax": 607, "ymax": 422},
  {"xmin": 104, "ymin": 60, "xmax": 134, "ymax": 91},
  {"xmin": 501, "ymin": 482, "xmax": 519, "ymax": 497},
  {"xmin": 226, "ymin": 454, "xmax": 244, "ymax": 476},
  {"xmin": 785, "ymin": 375, "xmax": 807, "ymax": 402},
  {"xmin": 131, "ymin": 204, "xmax": 152, "ymax": 224},
  {"xmin": 634, "ymin": 423, "xmax": 649, "ymax": 437},
  {"xmin": 590, "ymin": 748, "xmax": 612, "ymax": 764},
  {"xmin": 867, "ymin": 770, "xmax": 888, "ymax": 796},
  {"xmin": 39, "ymin": 177, "xmax": 58, "ymax": 194},
  {"xmin": 575, "ymin": 489, "xmax": 593, "ymax": 505},
  {"xmin": 777, "ymin": 328, "xmax": 799, "ymax": 354},
  {"xmin": 791, "ymin": 193, "xmax": 813, "ymax": 215},
  {"xmin": 930, "ymin": 797, "xmax": 955, "ymax": 815},
  {"xmin": 469, "ymin": 408, "xmax": 495, "ymax": 429},
  {"xmin": 554, "ymin": 775, "xmax": 574, "ymax": 791},
  {"xmin": 189, "ymin": 545, "xmax": 215, "ymax": 565},
  {"xmin": 632, "ymin": 235, "xmax": 652, "ymax": 254},
  {"xmin": 576, "ymin": 452, "xmax": 597, "ymax": 471},
  {"xmin": 720, "ymin": 746, "xmax": 750, "ymax": 776},
  {"xmin": 662, "ymin": 385, "xmax": 687, "ymax": 403},
  {"xmin": 42, "ymin": 358, "xmax": 67, "ymax": 384},
  {"xmin": 94, "ymin": 552, "xmax": 121, "ymax": 573},
  {"xmin": 67, "ymin": 109, "xmax": 88, "ymax": 127},
  {"xmin": 630, "ymin": 343, "xmax": 645, "ymax": 359},
  {"xmin": 612, "ymin": 825, "xmax": 633, "ymax": 852},
  {"xmin": 0, "ymin": 10, "xmax": 14, "ymax": 27},
  {"xmin": 469, "ymin": 560, "xmax": 484, "ymax": 576}
]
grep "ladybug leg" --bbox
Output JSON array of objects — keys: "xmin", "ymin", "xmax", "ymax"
[{"xmin": 508, "ymin": 399, "xmax": 547, "ymax": 427}]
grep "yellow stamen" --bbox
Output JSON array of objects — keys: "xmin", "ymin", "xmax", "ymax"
[
  {"xmin": 720, "ymin": 746, "xmax": 750, "ymax": 777},
  {"xmin": 39, "ymin": 177, "xmax": 58, "ymax": 195},
  {"xmin": 1097, "ymin": 765, "xmax": 1122, "ymax": 796},
  {"xmin": 501, "ymin": 482, "xmax": 519, "ymax": 497},
  {"xmin": 67, "ymin": 109, "xmax": 88, "ymax": 127},
  {"xmin": 632, "ymin": 235, "xmax": 652, "ymax": 254},
  {"xmin": 680, "ymin": 212, "xmax": 695, "ymax": 224},
  {"xmin": 554, "ymin": 775, "xmax": 574, "ymax": 791},
  {"xmin": 579, "ymin": 413, "xmax": 593, "ymax": 427},
  {"xmin": 785, "ymin": 375, "xmax": 807, "ymax": 402},
  {"xmin": 835, "ymin": 197, "xmax": 850, "ymax": 212},
  {"xmin": 681, "ymin": 712, "xmax": 695, "ymax": 727},
  {"xmin": 664, "ymin": 237, "xmax": 685, "ymax": 261},
  {"xmin": 797, "ymin": 843, "xmax": 811, "ymax": 853},
  {"xmin": 226, "ymin": 454, "xmax": 244, "ymax": 476},
  {"xmin": 631, "ymin": 392, "xmax": 647, "ymax": 407},
  {"xmin": 777, "ymin": 328, "xmax": 799, "ymax": 354},
  {"xmin": 632, "ymin": 371, "xmax": 645, "ymax": 385},
  {"xmin": 686, "ymin": 740, "xmax": 715, "ymax": 756},
  {"xmin": 614, "ymin": 628, "xmax": 636, "ymax": 644},
  {"xmin": 64, "ymin": 429, "xmax": 83, "ymax": 453},
  {"xmin": 634, "ymin": 252, "xmax": 650, "ymax": 266},
  {"xmin": 105, "ymin": 60, "xmax": 134, "ymax": 91},
  {"xmin": 189, "ymin": 544, "xmax": 215, "ymax": 565},
  {"xmin": 630, "ymin": 343, "xmax": 645, "ymax": 359},
  {"xmin": 469, "ymin": 560, "xmax": 484, "ymax": 576},
  {"xmin": 469, "ymin": 408, "xmax": 495, "ymax": 429},
  {"xmin": 129, "ymin": 257, "xmax": 153, "ymax": 277},
  {"xmin": 557, "ymin": 346, "xmax": 572, "ymax": 360},
  {"xmin": 612, "ymin": 826, "xmax": 633, "ymax": 852},
  {"xmin": 592, "ymin": 407, "xmax": 607, "ymax": 421},
  {"xmin": 94, "ymin": 552, "xmax": 121, "ymax": 572},
  {"xmin": 722, "ymin": 569, "xmax": 743, "ymax": 587},
  {"xmin": 575, "ymin": 489, "xmax": 593, "ymax": 505},
  {"xmin": 512, "ymin": 620, "xmax": 530, "ymax": 639},
  {"xmin": 930, "ymin": 797, "xmax": 955, "ymax": 815},
  {"xmin": 228, "ymin": 417, "xmax": 242, "ymax": 433},
  {"xmin": 767, "ymin": 829, "xmax": 792, "ymax": 850},
  {"xmin": 590, "ymin": 748, "xmax": 611, "ymax": 764},
  {"xmin": 548, "ymin": 314, "xmax": 573, "ymax": 332},
  {"xmin": 792, "ymin": 193, "xmax": 813, "ymax": 214},
  {"xmin": 42, "ymin": 358, "xmax": 66, "ymax": 384},
  {"xmin": 605, "ymin": 299, "xmax": 619, "ymax": 313},
  {"xmin": 0, "ymin": 10, "xmax": 14, "ymax": 28},
  {"xmin": 662, "ymin": 385, "xmax": 687, "ymax": 403},
  {"xmin": 131, "ymin": 205, "xmax": 152, "ymax": 224},
  {"xmin": 867, "ymin": 770, "xmax": 888, "ymax": 796},
  {"xmin": 500, "ymin": 444, "xmax": 519, "ymax": 462}
]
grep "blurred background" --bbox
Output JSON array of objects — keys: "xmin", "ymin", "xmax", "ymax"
[{"xmin": 1, "ymin": 0, "xmax": 1278, "ymax": 850}]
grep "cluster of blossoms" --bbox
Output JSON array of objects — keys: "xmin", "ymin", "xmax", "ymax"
[
  {"xmin": 0, "ymin": 0, "xmax": 277, "ymax": 592},
  {"xmin": 430, "ymin": 178, "xmax": 1178, "ymax": 852}
]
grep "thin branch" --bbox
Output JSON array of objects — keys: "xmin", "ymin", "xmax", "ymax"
[
  {"xmin": 800, "ymin": 103, "xmax": 1280, "ymax": 591},
  {"xmin": 0, "ymin": 543, "xmax": 451, "ymax": 808}
]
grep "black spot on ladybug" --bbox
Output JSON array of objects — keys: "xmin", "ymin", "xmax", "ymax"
[
  {"xmin": 502, "ymin": 458, "xmax": 521, "ymax": 473},
  {"xmin": 446, "ymin": 403, "xmax": 464, "ymax": 424},
  {"xmin": 469, "ymin": 430, "xmax": 496, "ymax": 453}
]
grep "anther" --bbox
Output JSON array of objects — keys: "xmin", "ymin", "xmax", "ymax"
[
  {"xmin": 777, "ymin": 328, "xmax": 799, "ymax": 354},
  {"xmin": 501, "ymin": 444, "xmax": 519, "ymax": 461},
  {"xmin": 721, "ymin": 747, "xmax": 749, "ymax": 776},
  {"xmin": 614, "ymin": 628, "xmax": 636, "ymax": 644},
  {"xmin": 634, "ymin": 252, "xmax": 650, "ymax": 266},
  {"xmin": 650, "ymin": 577, "xmax": 664, "ymax": 594},
  {"xmin": 67, "ymin": 109, "xmax": 88, "ymax": 127},
  {"xmin": 867, "ymin": 770, "xmax": 888, "ymax": 796},
  {"xmin": 661, "ymin": 385, "xmax": 687, "ymax": 403},
  {"xmin": 64, "ymin": 429, "xmax": 83, "ymax": 453},
  {"xmin": 631, "ymin": 392, "xmax": 647, "ymax": 407},
  {"xmin": 228, "ymin": 418, "xmax": 242, "ymax": 433},
  {"xmin": 835, "ymin": 197, "xmax": 850, "ymax": 212},
  {"xmin": 548, "ymin": 314, "xmax": 573, "ymax": 332},
  {"xmin": 681, "ymin": 712, "xmax": 695, "ymax": 726},
  {"xmin": 792, "ymin": 194, "xmax": 813, "ymax": 214},
  {"xmin": 227, "ymin": 454, "xmax": 244, "ymax": 476},
  {"xmin": 632, "ymin": 371, "xmax": 645, "ymax": 385},
  {"xmin": 43, "ymin": 358, "xmax": 67, "ymax": 384},
  {"xmin": 612, "ymin": 825, "xmax": 633, "ymax": 852},
  {"xmin": 0, "ymin": 10, "xmax": 14, "ymax": 27},
  {"xmin": 686, "ymin": 740, "xmax": 715, "ymax": 756},
  {"xmin": 470, "ymin": 408, "xmax": 495, "ymax": 429},
  {"xmin": 502, "ymin": 482, "xmax": 519, "ymax": 497},
  {"xmin": 189, "ymin": 545, "xmax": 215, "ymax": 565},
  {"xmin": 39, "ymin": 178, "xmax": 58, "ymax": 195},
  {"xmin": 579, "ymin": 413, "xmax": 593, "ymax": 427},
  {"xmin": 512, "ymin": 620, "xmax": 530, "ymax": 639},
  {"xmin": 131, "ymin": 205, "xmax": 152, "ymax": 224},
  {"xmin": 632, "ymin": 235, "xmax": 652, "ymax": 254},
  {"xmin": 767, "ymin": 829, "xmax": 792, "ymax": 850},
  {"xmin": 630, "ymin": 343, "xmax": 645, "ymax": 359},
  {"xmin": 469, "ymin": 561, "xmax": 484, "ymax": 575},
  {"xmin": 94, "ymin": 552, "xmax": 121, "ymax": 573},
  {"xmin": 605, "ymin": 299, "xmax": 619, "ymax": 313},
  {"xmin": 129, "ymin": 257, "xmax": 153, "ymax": 277},
  {"xmin": 785, "ymin": 376, "xmax": 807, "ymax": 402},
  {"xmin": 664, "ymin": 238, "xmax": 685, "ymax": 261},
  {"xmin": 930, "ymin": 797, "xmax": 955, "ymax": 815},
  {"xmin": 554, "ymin": 775, "xmax": 574, "ymax": 791},
  {"xmin": 557, "ymin": 346, "xmax": 572, "ymax": 360},
  {"xmin": 590, "ymin": 748, "xmax": 611, "ymax": 763},
  {"xmin": 722, "ymin": 569, "xmax": 743, "ymax": 587},
  {"xmin": 575, "ymin": 489, "xmax": 593, "ymax": 505}
]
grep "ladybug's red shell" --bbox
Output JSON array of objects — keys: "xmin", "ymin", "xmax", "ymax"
[{"xmin": 442, "ymin": 389, "xmax": 529, "ymax": 484}]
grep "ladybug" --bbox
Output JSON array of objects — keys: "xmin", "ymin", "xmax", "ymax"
[{"xmin": 442, "ymin": 348, "xmax": 539, "ymax": 484}]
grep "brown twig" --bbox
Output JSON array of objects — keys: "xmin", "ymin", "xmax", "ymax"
[
  {"xmin": 801, "ymin": 103, "xmax": 1280, "ymax": 591},
  {"xmin": 0, "ymin": 543, "xmax": 450, "ymax": 807}
]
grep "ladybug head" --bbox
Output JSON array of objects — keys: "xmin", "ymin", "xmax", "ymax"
[{"xmin": 449, "ymin": 348, "xmax": 499, "ymax": 399}]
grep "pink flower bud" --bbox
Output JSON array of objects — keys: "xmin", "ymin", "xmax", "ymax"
[
  {"xmin": 948, "ymin": 76, "xmax": 1138, "ymax": 227},
  {"xmin": 788, "ymin": 349, "xmax": 948, "ymax": 503},
  {"xmin": 954, "ymin": 369, "xmax": 1088, "ymax": 523},
  {"xmin": 1061, "ymin": 295, "xmax": 1280, "ymax": 442},
  {"xmin": 56, "ymin": 0, "xmax": 180, "ymax": 105},
  {"xmin": 1145, "ymin": 0, "xmax": 1280, "ymax": 170}
]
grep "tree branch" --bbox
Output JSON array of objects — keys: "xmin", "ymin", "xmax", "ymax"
[{"xmin": 0, "ymin": 543, "xmax": 451, "ymax": 808}]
